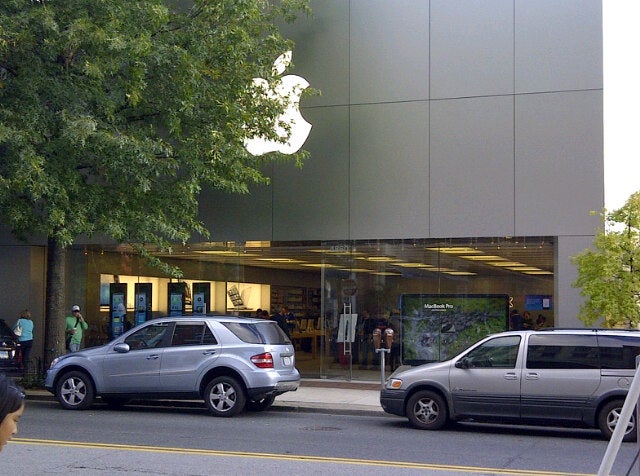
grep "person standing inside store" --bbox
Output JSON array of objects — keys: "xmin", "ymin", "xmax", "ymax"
[
  {"xmin": 65, "ymin": 305, "xmax": 88, "ymax": 352},
  {"xmin": 13, "ymin": 309, "xmax": 34, "ymax": 374},
  {"xmin": 509, "ymin": 309, "xmax": 523, "ymax": 331},
  {"xmin": 273, "ymin": 307, "xmax": 291, "ymax": 338},
  {"xmin": 359, "ymin": 310, "xmax": 377, "ymax": 370}
]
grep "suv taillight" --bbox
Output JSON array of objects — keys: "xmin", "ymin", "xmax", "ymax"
[{"xmin": 251, "ymin": 352, "xmax": 274, "ymax": 369}]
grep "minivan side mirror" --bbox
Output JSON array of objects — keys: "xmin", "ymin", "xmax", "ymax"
[{"xmin": 455, "ymin": 357, "xmax": 470, "ymax": 369}]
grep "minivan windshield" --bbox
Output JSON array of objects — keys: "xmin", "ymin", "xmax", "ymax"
[{"xmin": 222, "ymin": 321, "xmax": 291, "ymax": 345}]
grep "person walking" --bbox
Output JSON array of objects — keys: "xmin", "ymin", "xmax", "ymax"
[
  {"xmin": 13, "ymin": 309, "xmax": 34, "ymax": 374},
  {"xmin": 65, "ymin": 305, "xmax": 88, "ymax": 352},
  {"xmin": 0, "ymin": 373, "xmax": 25, "ymax": 452}
]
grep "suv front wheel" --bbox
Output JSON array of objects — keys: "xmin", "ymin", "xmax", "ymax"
[
  {"xmin": 205, "ymin": 376, "xmax": 246, "ymax": 417},
  {"xmin": 406, "ymin": 390, "xmax": 448, "ymax": 430},
  {"xmin": 56, "ymin": 370, "xmax": 95, "ymax": 410},
  {"xmin": 598, "ymin": 399, "xmax": 637, "ymax": 442}
]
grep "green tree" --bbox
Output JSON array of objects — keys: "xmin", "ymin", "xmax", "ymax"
[
  {"xmin": 0, "ymin": 0, "xmax": 310, "ymax": 361},
  {"xmin": 572, "ymin": 191, "xmax": 640, "ymax": 327}
]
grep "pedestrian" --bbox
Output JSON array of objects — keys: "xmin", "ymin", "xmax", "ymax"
[
  {"xmin": 13, "ymin": 309, "xmax": 34, "ymax": 374},
  {"xmin": 0, "ymin": 373, "xmax": 25, "ymax": 452},
  {"xmin": 273, "ymin": 307, "xmax": 291, "ymax": 338},
  {"xmin": 65, "ymin": 305, "xmax": 88, "ymax": 352},
  {"xmin": 509, "ymin": 309, "xmax": 523, "ymax": 331},
  {"xmin": 359, "ymin": 310, "xmax": 377, "ymax": 369}
]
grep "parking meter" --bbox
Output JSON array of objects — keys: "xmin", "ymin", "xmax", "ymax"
[
  {"xmin": 373, "ymin": 328, "xmax": 381, "ymax": 349},
  {"xmin": 385, "ymin": 328, "xmax": 394, "ymax": 349}
]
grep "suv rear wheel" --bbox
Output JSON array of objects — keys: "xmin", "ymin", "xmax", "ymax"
[
  {"xmin": 406, "ymin": 390, "xmax": 448, "ymax": 430},
  {"xmin": 56, "ymin": 370, "xmax": 95, "ymax": 410},
  {"xmin": 205, "ymin": 376, "xmax": 246, "ymax": 417},
  {"xmin": 598, "ymin": 399, "xmax": 637, "ymax": 442}
]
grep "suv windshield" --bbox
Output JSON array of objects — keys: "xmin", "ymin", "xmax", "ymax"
[{"xmin": 222, "ymin": 321, "xmax": 290, "ymax": 345}]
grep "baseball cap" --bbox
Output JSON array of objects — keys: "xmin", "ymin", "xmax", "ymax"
[{"xmin": 71, "ymin": 305, "xmax": 80, "ymax": 312}]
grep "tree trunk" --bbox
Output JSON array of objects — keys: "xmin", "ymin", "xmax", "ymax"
[{"xmin": 45, "ymin": 236, "xmax": 66, "ymax": 367}]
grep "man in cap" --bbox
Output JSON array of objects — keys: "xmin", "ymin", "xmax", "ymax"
[{"xmin": 65, "ymin": 305, "xmax": 88, "ymax": 352}]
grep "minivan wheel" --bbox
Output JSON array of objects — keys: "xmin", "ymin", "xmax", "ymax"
[
  {"xmin": 406, "ymin": 390, "xmax": 448, "ymax": 430},
  {"xmin": 56, "ymin": 371, "xmax": 95, "ymax": 410},
  {"xmin": 204, "ymin": 376, "xmax": 246, "ymax": 417},
  {"xmin": 598, "ymin": 400, "xmax": 637, "ymax": 442},
  {"xmin": 246, "ymin": 395, "xmax": 276, "ymax": 412}
]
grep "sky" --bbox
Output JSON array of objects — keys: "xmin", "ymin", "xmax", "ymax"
[{"xmin": 603, "ymin": 1, "xmax": 640, "ymax": 211}]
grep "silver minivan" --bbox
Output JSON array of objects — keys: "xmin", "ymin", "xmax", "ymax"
[{"xmin": 380, "ymin": 329, "xmax": 640, "ymax": 440}]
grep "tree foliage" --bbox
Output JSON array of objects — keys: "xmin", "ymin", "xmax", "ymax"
[
  {"xmin": 0, "ymin": 0, "xmax": 310, "ymax": 263},
  {"xmin": 0, "ymin": 0, "xmax": 311, "ymax": 357},
  {"xmin": 572, "ymin": 191, "xmax": 640, "ymax": 327}
]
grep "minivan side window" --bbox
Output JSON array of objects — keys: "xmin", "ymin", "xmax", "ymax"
[
  {"xmin": 597, "ymin": 335, "xmax": 640, "ymax": 369},
  {"xmin": 463, "ymin": 336, "xmax": 520, "ymax": 368},
  {"xmin": 526, "ymin": 334, "xmax": 598, "ymax": 369}
]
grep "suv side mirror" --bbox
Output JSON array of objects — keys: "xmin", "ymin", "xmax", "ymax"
[{"xmin": 113, "ymin": 343, "xmax": 130, "ymax": 353}]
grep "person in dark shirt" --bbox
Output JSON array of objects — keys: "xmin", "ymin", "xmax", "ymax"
[{"xmin": 510, "ymin": 309, "xmax": 523, "ymax": 330}]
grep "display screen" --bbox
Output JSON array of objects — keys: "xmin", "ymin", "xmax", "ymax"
[{"xmin": 399, "ymin": 294, "xmax": 509, "ymax": 365}]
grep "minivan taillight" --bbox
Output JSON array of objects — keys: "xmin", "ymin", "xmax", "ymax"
[{"xmin": 251, "ymin": 352, "xmax": 274, "ymax": 369}]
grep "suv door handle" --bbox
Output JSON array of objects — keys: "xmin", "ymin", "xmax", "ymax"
[
  {"xmin": 504, "ymin": 372, "xmax": 518, "ymax": 380},
  {"xmin": 146, "ymin": 354, "xmax": 160, "ymax": 360},
  {"xmin": 525, "ymin": 373, "xmax": 540, "ymax": 380},
  {"xmin": 203, "ymin": 350, "xmax": 217, "ymax": 355}
]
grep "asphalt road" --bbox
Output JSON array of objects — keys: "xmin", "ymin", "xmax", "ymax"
[{"xmin": 4, "ymin": 401, "xmax": 640, "ymax": 475}]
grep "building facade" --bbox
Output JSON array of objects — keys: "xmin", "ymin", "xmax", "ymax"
[{"xmin": 0, "ymin": 1, "xmax": 603, "ymax": 380}]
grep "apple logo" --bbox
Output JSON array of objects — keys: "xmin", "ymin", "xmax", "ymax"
[{"xmin": 244, "ymin": 51, "xmax": 312, "ymax": 156}]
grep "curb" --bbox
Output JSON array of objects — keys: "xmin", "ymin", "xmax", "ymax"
[{"xmin": 24, "ymin": 385, "xmax": 386, "ymax": 417}]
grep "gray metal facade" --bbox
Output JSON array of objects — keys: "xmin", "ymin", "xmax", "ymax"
[{"xmin": 198, "ymin": 1, "xmax": 603, "ymax": 326}]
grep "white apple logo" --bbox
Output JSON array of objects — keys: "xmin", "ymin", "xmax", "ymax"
[{"xmin": 244, "ymin": 51, "xmax": 312, "ymax": 156}]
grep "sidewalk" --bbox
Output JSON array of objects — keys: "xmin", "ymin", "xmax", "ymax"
[
  {"xmin": 273, "ymin": 379, "xmax": 385, "ymax": 416},
  {"xmin": 24, "ymin": 379, "xmax": 387, "ymax": 417}
]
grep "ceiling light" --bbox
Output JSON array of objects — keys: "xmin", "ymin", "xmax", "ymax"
[
  {"xmin": 487, "ymin": 261, "xmax": 527, "ymax": 267},
  {"xmin": 425, "ymin": 247, "xmax": 482, "ymax": 254},
  {"xmin": 359, "ymin": 256, "xmax": 399, "ymax": 262},
  {"xmin": 256, "ymin": 258, "xmax": 305, "ymax": 264},
  {"xmin": 462, "ymin": 255, "xmax": 505, "ymax": 261},
  {"xmin": 395, "ymin": 262, "xmax": 434, "ymax": 268},
  {"xmin": 301, "ymin": 263, "xmax": 340, "ymax": 268}
]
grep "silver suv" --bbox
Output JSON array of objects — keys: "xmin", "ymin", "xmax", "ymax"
[
  {"xmin": 45, "ymin": 315, "xmax": 299, "ymax": 416},
  {"xmin": 381, "ymin": 329, "xmax": 640, "ymax": 440}
]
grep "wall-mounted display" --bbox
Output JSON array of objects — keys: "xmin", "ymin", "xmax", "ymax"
[
  {"xmin": 168, "ymin": 282, "xmax": 186, "ymax": 316},
  {"xmin": 399, "ymin": 294, "xmax": 509, "ymax": 365},
  {"xmin": 134, "ymin": 283, "xmax": 152, "ymax": 326},
  {"xmin": 110, "ymin": 283, "xmax": 127, "ymax": 339},
  {"xmin": 192, "ymin": 282, "xmax": 211, "ymax": 315}
]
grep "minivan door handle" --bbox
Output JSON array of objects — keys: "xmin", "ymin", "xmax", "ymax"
[
  {"xmin": 504, "ymin": 372, "xmax": 518, "ymax": 380},
  {"xmin": 525, "ymin": 372, "xmax": 540, "ymax": 380}
]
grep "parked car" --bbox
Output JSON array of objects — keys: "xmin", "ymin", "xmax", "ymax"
[
  {"xmin": 0, "ymin": 319, "xmax": 22, "ymax": 376},
  {"xmin": 45, "ymin": 315, "xmax": 300, "ymax": 416},
  {"xmin": 380, "ymin": 328, "xmax": 640, "ymax": 441}
]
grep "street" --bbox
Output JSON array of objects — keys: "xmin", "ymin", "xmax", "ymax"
[{"xmin": 3, "ymin": 400, "xmax": 640, "ymax": 475}]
